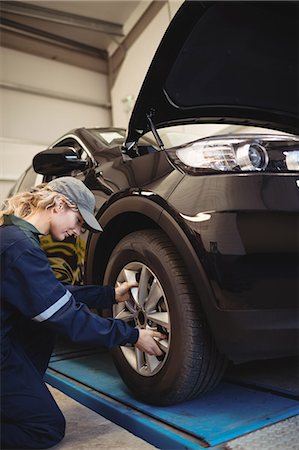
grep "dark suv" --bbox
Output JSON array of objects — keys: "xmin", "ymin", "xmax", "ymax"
[{"xmin": 25, "ymin": 1, "xmax": 299, "ymax": 405}]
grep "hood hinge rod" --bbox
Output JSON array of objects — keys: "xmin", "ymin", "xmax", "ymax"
[{"xmin": 146, "ymin": 112, "xmax": 165, "ymax": 151}]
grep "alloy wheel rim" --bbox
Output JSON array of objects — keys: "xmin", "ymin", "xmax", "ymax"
[{"xmin": 113, "ymin": 262, "xmax": 170, "ymax": 376}]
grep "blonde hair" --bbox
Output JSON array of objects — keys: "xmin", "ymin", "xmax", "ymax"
[{"xmin": 0, "ymin": 183, "xmax": 78, "ymax": 225}]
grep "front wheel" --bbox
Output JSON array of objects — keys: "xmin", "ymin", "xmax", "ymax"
[{"xmin": 104, "ymin": 229, "xmax": 226, "ymax": 405}]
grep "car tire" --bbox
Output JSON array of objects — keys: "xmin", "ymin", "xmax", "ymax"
[{"xmin": 104, "ymin": 229, "xmax": 227, "ymax": 405}]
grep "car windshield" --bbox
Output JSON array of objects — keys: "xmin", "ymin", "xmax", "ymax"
[
  {"xmin": 142, "ymin": 124, "xmax": 293, "ymax": 150},
  {"xmin": 88, "ymin": 128, "xmax": 157, "ymax": 153},
  {"xmin": 88, "ymin": 129, "xmax": 126, "ymax": 147}
]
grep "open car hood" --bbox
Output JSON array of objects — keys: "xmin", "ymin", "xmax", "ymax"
[{"xmin": 125, "ymin": 1, "xmax": 299, "ymax": 146}]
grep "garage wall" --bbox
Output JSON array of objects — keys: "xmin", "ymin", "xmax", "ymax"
[
  {"xmin": 0, "ymin": 47, "xmax": 111, "ymax": 204},
  {"xmin": 0, "ymin": 1, "xmax": 183, "ymax": 204},
  {"xmin": 110, "ymin": 1, "xmax": 183, "ymax": 127}
]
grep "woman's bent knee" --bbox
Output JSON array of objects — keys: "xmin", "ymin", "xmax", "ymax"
[
  {"xmin": 1, "ymin": 410, "xmax": 66, "ymax": 449},
  {"xmin": 39, "ymin": 409, "xmax": 66, "ymax": 448},
  {"xmin": 46, "ymin": 411, "xmax": 66, "ymax": 448}
]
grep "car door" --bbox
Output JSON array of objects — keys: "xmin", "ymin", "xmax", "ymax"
[{"xmin": 41, "ymin": 135, "xmax": 94, "ymax": 285}]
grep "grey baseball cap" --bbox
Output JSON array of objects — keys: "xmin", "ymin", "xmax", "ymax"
[{"xmin": 47, "ymin": 176, "xmax": 102, "ymax": 232}]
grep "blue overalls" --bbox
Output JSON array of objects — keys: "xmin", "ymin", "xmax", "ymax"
[{"xmin": 0, "ymin": 215, "xmax": 139, "ymax": 449}]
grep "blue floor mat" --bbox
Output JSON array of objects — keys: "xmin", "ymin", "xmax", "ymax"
[{"xmin": 48, "ymin": 352, "xmax": 299, "ymax": 447}]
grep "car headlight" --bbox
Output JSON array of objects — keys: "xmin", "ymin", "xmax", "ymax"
[
  {"xmin": 285, "ymin": 150, "xmax": 299, "ymax": 171},
  {"xmin": 236, "ymin": 143, "xmax": 269, "ymax": 171},
  {"xmin": 166, "ymin": 134, "xmax": 299, "ymax": 174}
]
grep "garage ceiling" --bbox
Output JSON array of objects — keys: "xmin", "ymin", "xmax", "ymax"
[{"xmin": 0, "ymin": 0, "xmax": 164, "ymax": 73}]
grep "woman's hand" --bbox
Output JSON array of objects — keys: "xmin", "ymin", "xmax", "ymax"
[
  {"xmin": 115, "ymin": 281, "xmax": 167, "ymax": 356},
  {"xmin": 114, "ymin": 281, "xmax": 138, "ymax": 303},
  {"xmin": 135, "ymin": 329, "xmax": 166, "ymax": 356}
]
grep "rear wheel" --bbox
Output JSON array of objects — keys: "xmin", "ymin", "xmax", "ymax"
[{"xmin": 104, "ymin": 229, "xmax": 226, "ymax": 405}]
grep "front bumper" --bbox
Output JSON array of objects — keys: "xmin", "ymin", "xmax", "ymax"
[{"xmin": 168, "ymin": 172, "xmax": 299, "ymax": 361}]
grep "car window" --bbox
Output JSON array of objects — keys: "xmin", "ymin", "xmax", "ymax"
[{"xmin": 16, "ymin": 167, "xmax": 43, "ymax": 193}]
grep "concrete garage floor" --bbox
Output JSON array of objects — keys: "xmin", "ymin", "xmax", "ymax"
[{"xmin": 49, "ymin": 385, "xmax": 156, "ymax": 450}]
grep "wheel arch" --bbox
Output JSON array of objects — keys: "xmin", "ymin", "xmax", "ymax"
[{"xmin": 85, "ymin": 194, "xmax": 219, "ymax": 327}]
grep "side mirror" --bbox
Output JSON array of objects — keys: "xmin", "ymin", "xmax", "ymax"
[{"xmin": 33, "ymin": 147, "xmax": 88, "ymax": 175}]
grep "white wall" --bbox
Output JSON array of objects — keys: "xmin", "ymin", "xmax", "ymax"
[
  {"xmin": 0, "ymin": 47, "xmax": 111, "ymax": 203},
  {"xmin": 0, "ymin": 1, "xmax": 183, "ymax": 203},
  {"xmin": 111, "ymin": 1, "xmax": 183, "ymax": 127}
]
